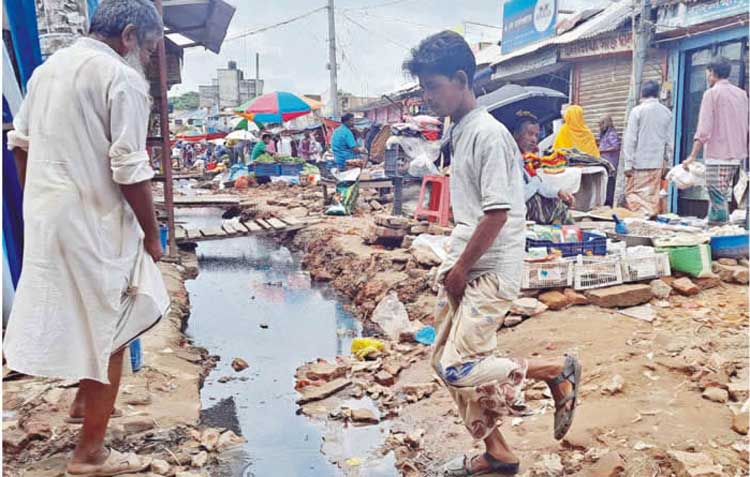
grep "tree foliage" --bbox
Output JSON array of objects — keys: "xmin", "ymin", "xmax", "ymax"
[{"xmin": 169, "ymin": 91, "xmax": 200, "ymax": 111}]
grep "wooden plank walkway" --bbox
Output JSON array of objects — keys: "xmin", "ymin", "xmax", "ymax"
[
  {"xmin": 155, "ymin": 195, "xmax": 241, "ymax": 209},
  {"xmin": 176, "ymin": 215, "xmax": 321, "ymax": 244}
]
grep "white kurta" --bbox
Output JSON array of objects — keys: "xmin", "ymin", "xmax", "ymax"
[{"xmin": 4, "ymin": 38, "xmax": 169, "ymax": 384}]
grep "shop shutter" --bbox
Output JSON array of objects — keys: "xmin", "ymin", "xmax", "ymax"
[{"xmin": 577, "ymin": 53, "xmax": 664, "ymax": 138}]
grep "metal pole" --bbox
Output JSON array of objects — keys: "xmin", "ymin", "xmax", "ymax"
[
  {"xmin": 255, "ymin": 52, "xmax": 260, "ymax": 98},
  {"xmin": 328, "ymin": 0, "xmax": 340, "ymax": 118},
  {"xmin": 154, "ymin": 0, "xmax": 177, "ymax": 258}
]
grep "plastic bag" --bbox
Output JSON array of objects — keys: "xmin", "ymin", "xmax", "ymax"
[
  {"xmin": 370, "ymin": 292, "xmax": 411, "ymax": 340},
  {"xmin": 386, "ymin": 136, "xmax": 441, "ymax": 177},
  {"xmin": 350, "ymin": 337, "xmax": 385, "ymax": 360},
  {"xmin": 666, "ymin": 162, "xmax": 706, "ymax": 190},
  {"xmin": 411, "ymin": 234, "xmax": 449, "ymax": 263}
]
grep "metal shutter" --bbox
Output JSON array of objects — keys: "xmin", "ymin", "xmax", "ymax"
[{"xmin": 577, "ymin": 53, "xmax": 664, "ymax": 137}]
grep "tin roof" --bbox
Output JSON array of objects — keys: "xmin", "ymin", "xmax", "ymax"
[
  {"xmin": 488, "ymin": 1, "xmax": 634, "ymax": 68},
  {"xmin": 163, "ymin": 0, "xmax": 236, "ymax": 54}
]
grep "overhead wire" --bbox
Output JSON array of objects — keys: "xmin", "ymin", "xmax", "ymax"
[
  {"xmin": 342, "ymin": 0, "xmax": 417, "ymax": 12},
  {"xmin": 340, "ymin": 11, "xmax": 411, "ymax": 51},
  {"xmin": 225, "ymin": 5, "xmax": 327, "ymax": 42}
]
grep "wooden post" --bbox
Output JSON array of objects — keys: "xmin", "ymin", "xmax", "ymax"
[{"xmin": 154, "ymin": 0, "xmax": 177, "ymax": 258}]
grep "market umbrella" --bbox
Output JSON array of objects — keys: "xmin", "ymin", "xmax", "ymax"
[
  {"xmin": 239, "ymin": 91, "xmax": 312, "ymax": 124},
  {"xmin": 226, "ymin": 129, "xmax": 256, "ymax": 141},
  {"xmin": 229, "ymin": 116, "xmax": 260, "ymax": 132},
  {"xmin": 477, "ymin": 84, "xmax": 568, "ymax": 131}
]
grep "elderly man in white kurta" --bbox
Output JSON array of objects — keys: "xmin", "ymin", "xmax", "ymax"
[{"xmin": 5, "ymin": 1, "xmax": 169, "ymax": 475}]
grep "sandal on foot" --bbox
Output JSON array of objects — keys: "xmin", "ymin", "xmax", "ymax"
[
  {"xmin": 548, "ymin": 353, "xmax": 582, "ymax": 440},
  {"xmin": 442, "ymin": 453, "xmax": 520, "ymax": 476},
  {"xmin": 65, "ymin": 408, "xmax": 123, "ymax": 425},
  {"xmin": 65, "ymin": 448, "xmax": 151, "ymax": 477}
]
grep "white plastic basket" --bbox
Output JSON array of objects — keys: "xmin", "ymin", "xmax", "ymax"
[
  {"xmin": 521, "ymin": 259, "xmax": 574, "ymax": 290},
  {"xmin": 621, "ymin": 253, "xmax": 671, "ymax": 283},
  {"xmin": 574, "ymin": 255, "xmax": 623, "ymax": 290}
]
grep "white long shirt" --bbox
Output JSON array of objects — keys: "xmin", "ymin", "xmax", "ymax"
[{"xmin": 4, "ymin": 38, "xmax": 169, "ymax": 384}]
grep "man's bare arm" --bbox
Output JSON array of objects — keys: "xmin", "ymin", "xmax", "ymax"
[
  {"xmin": 444, "ymin": 209, "xmax": 507, "ymax": 299},
  {"xmin": 13, "ymin": 149, "xmax": 28, "ymax": 188},
  {"xmin": 119, "ymin": 181, "xmax": 163, "ymax": 262}
]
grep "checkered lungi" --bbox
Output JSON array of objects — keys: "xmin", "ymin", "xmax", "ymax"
[{"xmin": 706, "ymin": 164, "xmax": 739, "ymax": 225}]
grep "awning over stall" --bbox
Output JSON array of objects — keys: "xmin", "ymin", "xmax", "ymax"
[{"xmin": 163, "ymin": 0, "xmax": 236, "ymax": 54}]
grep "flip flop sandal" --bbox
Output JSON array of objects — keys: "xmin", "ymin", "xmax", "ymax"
[
  {"xmin": 442, "ymin": 453, "xmax": 520, "ymax": 476},
  {"xmin": 547, "ymin": 353, "xmax": 582, "ymax": 441},
  {"xmin": 65, "ymin": 408, "xmax": 123, "ymax": 425},
  {"xmin": 65, "ymin": 448, "xmax": 151, "ymax": 476}
]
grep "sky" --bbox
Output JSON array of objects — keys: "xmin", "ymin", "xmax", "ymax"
[{"xmin": 170, "ymin": 0, "xmax": 611, "ymax": 98}]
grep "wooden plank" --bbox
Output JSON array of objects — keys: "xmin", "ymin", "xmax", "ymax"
[
  {"xmin": 256, "ymin": 219, "xmax": 272, "ymax": 230},
  {"xmin": 200, "ymin": 226, "xmax": 227, "ymax": 238},
  {"xmin": 278, "ymin": 216, "xmax": 301, "ymax": 226},
  {"xmin": 222, "ymin": 223, "xmax": 242, "ymax": 235},
  {"xmin": 266, "ymin": 218, "xmax": 288, "ymax": 230},
  {"xmin": 242, "ymin": 221, "xmax": 263, "ymax": 233}
]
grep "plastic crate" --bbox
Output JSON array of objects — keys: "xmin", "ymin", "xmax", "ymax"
[
  {"xmin": 279, "ymin": 163, "xmax": 303, "ymax": 176},
  {"xmin": 621, "ymin": 253, "xmax": 671, "ymax": 283},
  {"xmin": 254, "ymin": 163, "xmax": 280, "ymax": 177},
  {"xmin": 574, "ymin": 255, "xmax": 623, "ymax": 290},
  {"xmin": 521, "ymin": 259, "xmax": 574, "ymax": 290},
  {"xmin": 710, "ymin": 234, "xmax": 749, "ymax": 259},
  {"xmin": 526, "ymin": 231, "xmax": 607, "ymax": 258}
]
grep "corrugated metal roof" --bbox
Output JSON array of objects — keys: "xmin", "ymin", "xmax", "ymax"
[{"xmin": 488, "ymin": 1, "xmax": 634, "ymax": 68}]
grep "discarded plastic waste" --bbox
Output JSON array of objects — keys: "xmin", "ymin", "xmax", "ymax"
[
  {"xmin": 415, "ymin": 326, "xmax": 435, "ymax": 345},
  {"xmin": 351, "ymin": 338, "xmax": 385, "ymax": 360},
  {"xmin": 370, "ymin": 292, "xmax": 411, "ymax": 340}
]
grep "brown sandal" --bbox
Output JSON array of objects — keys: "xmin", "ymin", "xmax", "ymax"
[{"xmin": 65, "ymin": 448, "xmax": 151, "ymax": 476}]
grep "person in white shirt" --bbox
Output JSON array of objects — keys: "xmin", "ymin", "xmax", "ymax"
[
  {"xmin": 403, "ymin": 30, "xmax": 581, "ymax": 477},
  {"xmin": 5, "ymin": 1, "xmax": 170, "ymax": 474},
  {"xmin": 622, "ymin": 80, "xmax": 673, "ymax": 215}
]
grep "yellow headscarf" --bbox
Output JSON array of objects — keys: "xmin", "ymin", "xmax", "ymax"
[{"xmin": 553, "ymin": 105, "xmax": 601, "ymax": 157}]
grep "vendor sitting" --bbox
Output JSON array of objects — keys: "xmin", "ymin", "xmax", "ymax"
[
  {"xmin": 512, "ymin": 114, "xmax": 576, "ymax": 225},
  {"xmin": 251, "ymin": 133, "xmax": 276, "ymax": 161}
]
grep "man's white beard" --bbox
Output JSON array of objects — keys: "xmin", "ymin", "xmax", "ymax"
[{"xmin": 125, "ymin": 47, "xmax": 146, "ymax": 78}]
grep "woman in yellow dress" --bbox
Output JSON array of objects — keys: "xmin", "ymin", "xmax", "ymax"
[{"xmin": 553, "ymin": 105, "xmax": 601, "ymax": 157}]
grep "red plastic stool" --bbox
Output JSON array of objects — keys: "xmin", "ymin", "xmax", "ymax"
[{"xmin": 414, "ymin": 175, "xmax": 451, "ymax": 226}]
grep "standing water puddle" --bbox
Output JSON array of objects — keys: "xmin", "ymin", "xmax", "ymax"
[{"xmin": 179, "ymin": 208, "xmax": 395, "ymax": 477}]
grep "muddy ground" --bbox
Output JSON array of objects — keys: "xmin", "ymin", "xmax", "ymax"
[{"xmin": 3, "ymin": 180, "xmax": 749, "ymax": 477}]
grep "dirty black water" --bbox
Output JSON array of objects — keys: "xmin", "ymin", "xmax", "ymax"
[{"xmin": 179, "ymin": 208, "xmax": 396, "ymax": 477}]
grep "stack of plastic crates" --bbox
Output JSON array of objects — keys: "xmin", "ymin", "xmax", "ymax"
[
  {"xmin": 526, "ymin": 231, "xmax": 607, "ymax": 258},
  {"xmin": 621, "ymin": 252, "xmax": 671, "ymax": 283},
  {"xmin": 521, "ymin": 259, "xmax": 574, "ymax": 290},
  {"xmin": 574, "ymin": 255, "xmax": 623, "ymax": 290}
]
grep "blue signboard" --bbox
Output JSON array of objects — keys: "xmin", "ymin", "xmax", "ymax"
[{"xmin": 502, "ymin": 0, "xmax": 558, "ymax": 54}]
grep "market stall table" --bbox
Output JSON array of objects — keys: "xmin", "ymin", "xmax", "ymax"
[{"xmin": 538, "ymin": 165, "xmax": 609, "ymax": 212}]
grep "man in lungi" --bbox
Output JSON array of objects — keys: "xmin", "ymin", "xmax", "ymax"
[
  {"xmin": 684, "ymin": 57, "xmax": 749, "ymax": 225},
  {"xmin": 622, "ymin": 80, "xmax": 673, "ymax": 215},
  {"xmin": 5, "ymin": 0, "xmax": 170, "ymax": 474},
  {"xmin": 403, "ymin": 31, "xmax": 582, "ymax": 476}
]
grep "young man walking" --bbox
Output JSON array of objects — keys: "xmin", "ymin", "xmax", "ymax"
[
  {"xmin": 684, "ymin": 56, "xmax": 749, "ymax": 225},
  {"xmin": 403, "ymin": 31, "xmax": 581, "ymax": 476},
  {"xmin": 622, "ymin": 80, "xmax": 673, "ymax": 215}
]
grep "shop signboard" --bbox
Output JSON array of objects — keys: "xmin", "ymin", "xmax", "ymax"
[
  {"xmin": 502, "ymin": 0, "xmax": 558, "ymax": 54},
  {"xmin": 560, "ymin": 31, "xmax": 633, "ymax": 59},
  {"xmin": 656, "ymin": 0, "xmax": 749, "ymax": 29}
]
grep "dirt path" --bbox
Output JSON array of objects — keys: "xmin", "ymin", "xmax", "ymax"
[{"xmin": 233, "ymin": 183, "xmax": 749, "ymax": 477}]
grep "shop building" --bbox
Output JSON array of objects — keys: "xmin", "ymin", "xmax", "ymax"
[{"xmin": 655, "ymin": 0, "xmax": 749, "ymax": 215}]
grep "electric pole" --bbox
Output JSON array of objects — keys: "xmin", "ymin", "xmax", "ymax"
[
  {"xmin": 614, "ymin": 0, "xmax": 654, "ymax": 207},
  {"xmin": 328, "ymin": 0, "xmax": 340, "ymax": 118},
  {"xmin": 256, "ymin": 52, "xmax": 261, "ymax": 98}
]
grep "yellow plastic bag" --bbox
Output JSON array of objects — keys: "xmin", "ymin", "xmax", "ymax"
[{"xmin": 350, "ymin": 337, "xmax": 384, "ymax": 360}]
